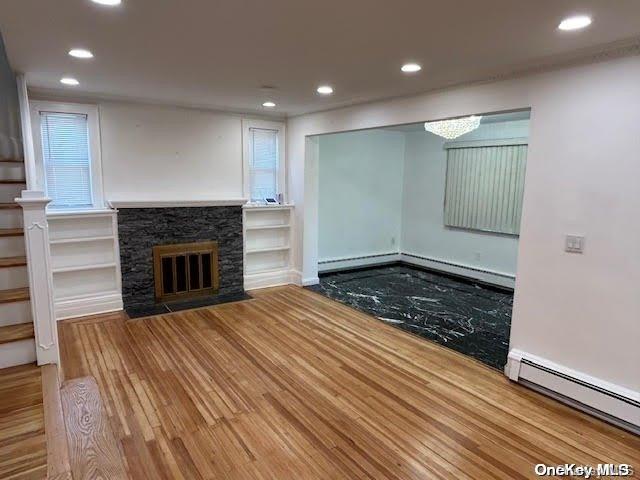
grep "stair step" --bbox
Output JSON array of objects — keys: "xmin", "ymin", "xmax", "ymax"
[
  {"xmin": 0, "ymin": 287, "xmax": 29, "ymax": 304},
  {"xmin": 0, "ymin": 158, "xmax": 23, "ymax": 163},
  {"xmin": 0, "ymin": 179, "xmax": 26, "ymax": 184},
  {"xmin": 0, "ymin": 322, "xmax": 34, "ymax": 345},
  {"xmin": 0, "ymin": 256, "xmax": 27, "ymax": 268},
  {"xmin": 0, "ymin": 203, "xmax": 20, "ymax": 210},
  {"xmin": 61, "ymin": 376, "xmax": 128, "ymax": 479},
  {"xmin": 0, "ymin": 228, "xmax": 23, "ymax": 237}
]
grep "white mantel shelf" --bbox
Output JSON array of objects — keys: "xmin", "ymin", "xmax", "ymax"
[{"xmin": 108, "ymin": 199, "xmax": 248, "ymax": 208}]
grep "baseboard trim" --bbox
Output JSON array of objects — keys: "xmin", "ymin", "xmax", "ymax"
[
  {"xmin": 301, "ymin": 276, "xmax": 320, "ymax": 286},
  {"xmin": 316, "ymin": 252, "xmax": 515, "ymax": 288},
  {"xmin": 401, "ymin": 253, "xmax": 515, "ymax": 289},
  {"xmin": 506, "ymin": 349, "xmax": 640, "ymax": 433},
  {"xmin": 55, "ymin": 292, "xmax": 123, "ymax": 321},
  {"xmin": 244, "ymin": 269, "xmax": 298, "ymax": 291}
]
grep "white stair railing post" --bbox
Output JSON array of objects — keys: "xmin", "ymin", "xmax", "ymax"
[{"xmin": 16, "ymin": 191, "xmax": 59, "ymax": 366}]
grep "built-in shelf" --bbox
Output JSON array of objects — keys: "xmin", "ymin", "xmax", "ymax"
[
  {"xmin": 52, "ymin": 262, "xmax": 117, "ymax": 274},
  {"xmin": 246, "ymin": 246, "xmax": 290, "ymax": 254},
  {"xmin": 245, "ymin": 224, "xmax": 290, "ymax": 231},
  {"xmin": 47, "ymin": 208, "xmax": 116, "ymax": 218},
  {"xmin": 243, "ymin": 203, "xmax": 294, "ymax": 211},
  {"xmin": 55, "ymin": 289, "xmax": 121, "ymax": 304},
  {"xmin": 50, "ymin": 235, "xmax": 115, "ymax": 245},
  {"xmin": 47, "ymin": 210, "xmax": 122, "ymax": 319},
  {"xmin": 243, "ymin": 205, "xmax": 294, "ymax": 288}
]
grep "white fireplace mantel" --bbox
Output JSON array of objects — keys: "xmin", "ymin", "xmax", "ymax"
[{"xmin": 108, "ymin": 198, "xmax": 248, "ymax": 208}]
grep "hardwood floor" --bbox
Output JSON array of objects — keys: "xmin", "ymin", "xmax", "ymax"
[
  {"xmin": 59, "ymin": 286, "xmax": 640, "ymax": 479},
  {"xmin": 0, "ymin": 364, "xmax": 47, "ymax": 479}
]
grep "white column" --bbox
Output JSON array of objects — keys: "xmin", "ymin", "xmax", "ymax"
[{"xmin": 16, "ymin": 191, "xmax": 59, "ymax": 366}]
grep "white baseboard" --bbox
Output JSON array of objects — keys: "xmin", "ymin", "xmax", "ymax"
[
  {"xmin": 401, "ymin": 253, "xmax": 515, "ymax": 289},
  {"xmin": 318, "ymin": 252, "xmax": 401, "ymax": 273},
  {"xmin": 506, "ymin": 349, "xmax": 640, "ymax": 433},
  {"xmin": 244, "ymin": 269, "xmax": 298, "ymax": 291},
  {"xmin": 0, "ymin": 338, "xmax": 36, "ymax": 369},
  {"xmin": 301, "ymin": 276, "xmax": 320, "ymax": 286},
  {"xmin": 55, "ymin": 292, "xmax": 123, "ymax": 321}
]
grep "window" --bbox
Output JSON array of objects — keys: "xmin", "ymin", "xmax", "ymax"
[
  {"xmin": 40, "ymin": 112, "xmax": 92, "ymax": 207},
  {"xmin": 444, "ymin": 142, "xmax": 527, "ymax": 235},
  {"xmin": 31, "ymin": 102, "xmax": 103, "ymax": 210},
  {"xmin": 243, "ymin": 120, "xmax": 285, "ymax": 202}
]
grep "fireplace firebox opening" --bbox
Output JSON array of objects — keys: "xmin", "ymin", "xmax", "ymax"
[{"xmin": 152, "ymin": 241, "xmax": 219, "ymax": 303}]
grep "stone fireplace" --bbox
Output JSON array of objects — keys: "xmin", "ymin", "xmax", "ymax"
[{"xmin": 116, "ymin": 204, "xmax": 244, "ymax": 316}]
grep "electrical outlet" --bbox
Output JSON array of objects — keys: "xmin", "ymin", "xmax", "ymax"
[
  {"xmin": 474, "ymin": 252, "xmax": 481, "ymax": 261},
  {"xmin": 391, "ymin": 237, "xmax": 396, "ymax": 246},
  {"xmin": 565, "ymin": 235, "xmax": 585, "ymax": 254}
]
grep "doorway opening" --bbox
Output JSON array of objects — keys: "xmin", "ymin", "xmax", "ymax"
[{"xmin": 308, "ymin": 110, "xmax": 530, "ymax": 369}]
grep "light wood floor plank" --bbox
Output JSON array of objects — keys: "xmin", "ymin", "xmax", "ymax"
[
  {"xmin": 59, "ymin": 285, "xmax": 640, "ymax": 479},
  {"xmin": 0, "ymin": 364, "xmax": 47, "ymax": 480}
]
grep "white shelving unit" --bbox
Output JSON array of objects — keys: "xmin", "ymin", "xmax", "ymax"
[
  {"xmin": 47, "ymin": 209, "xmax": 123, "ymax": 320},
  {"xmin": 243, "ymin": 204, "xmax": 295, "ymax": 290}
]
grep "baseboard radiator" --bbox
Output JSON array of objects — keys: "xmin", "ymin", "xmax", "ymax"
[
  {"xmin": 318, "ymin": 252, "xmax": 401, "ymax": 272},
  {"xmin": 317, "ymin": 252, "xmax": 515, "ymax": 289},
  {"xmin": 506, "ymin": 350, "xmax": 640, "ymax": 434}
]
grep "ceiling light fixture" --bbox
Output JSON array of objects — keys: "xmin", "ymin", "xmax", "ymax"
[
  {"xmin": 558, "ymin": 15, "xmax": 592, "ymax": 31},
  {"xmin": 262, "ymin": 101, "xmax": 276, "ymax": 108},
  {"xmin": 401, "ymin": 63, "xmax": 422, "ymax": 73},
  {"xmin": 60, "ymin": 77, "xmax": 80, "ymax": 86},
  {"xmin": 424, "ymin": 115, "xmax": 482, "ymax": 139},
  {"xmin": 317, "ymin": 85, "xmax": 334, "ymax": 95},
  {"xmin": 91, "ymin": 0, "xmax": 122, "ymax": 5},
  {"xmin": 69, "ymin": 48, "xmax": 94, "ymax": 59}
]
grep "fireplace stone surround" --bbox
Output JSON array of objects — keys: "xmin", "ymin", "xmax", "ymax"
[{"xmin": 116, "ymin": 204, "xmax": 245, "ymax": 316}]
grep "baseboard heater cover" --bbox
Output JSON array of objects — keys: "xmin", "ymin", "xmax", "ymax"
[
  {"xmin": 318, "ymin": 252, "xmax": 400, "ymax": 265},
  {"xmin": 506, "ymin": 349, "xmax": 640, "ymax": 433},
  {"xmin": 401, "ymin": 252, "xmax": 515, "ymax": 279}
]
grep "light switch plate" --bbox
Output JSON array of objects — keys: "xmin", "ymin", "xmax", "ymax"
[{"xmin": 565, "ymin": 235, "xmax": 585, "ymax": 253}]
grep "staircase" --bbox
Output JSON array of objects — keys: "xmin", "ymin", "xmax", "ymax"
[{"xmin": 0, "ymin": 157, "xmax": 35, "ymax": 369}]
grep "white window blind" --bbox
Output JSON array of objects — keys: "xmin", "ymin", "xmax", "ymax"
[
  {"xmin": 249, "ymin": 128, "xmax": 278, "ymax": 201},
  {"xmin": 40, "ymin": 111, "xmax": 93, "ymax": 208},
  {"xmin": 444, "ymin": 144, "xmax": 527, "ymax": 235}
]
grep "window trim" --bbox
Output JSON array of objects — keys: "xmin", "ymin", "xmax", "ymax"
[
  {"xmin": 30, "ymin": 101, "xmax": 105, "ymax": 210},
  {"xmin": 242, "ymin": 119, "xmax": 286, "ymax": 202}
]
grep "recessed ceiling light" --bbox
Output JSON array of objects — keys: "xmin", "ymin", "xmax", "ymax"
[
  {"xmin": 69, "ymin": 48, "xmax": 94, "ymax": 59},
  {"xmin": 558, "ymin": 15, "xmax": 592, "ymax": 31},
  {"xmin": 60, "ymin": 77, "xmax": 80, "ymax": 86},
  {"xmin": 317, "ymin": 85, "xmax": 334, "ymax": 95},
  {"xmin": 91, "ymin": 0, "xmax": 122, "ymax": 5},
  {"xmin": 401, "ymin": 63, "xmax": 422, "ymax": 73},
  {"xmin": 262, "ymin": 101, "xmax": 276, "ymax": 108}
]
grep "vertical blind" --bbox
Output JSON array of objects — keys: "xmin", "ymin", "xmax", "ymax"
[
  {"xmin": 249, "ymin": 128, "xmax": 278, "ymax": 201},
  {"xmin": 40, "ymin": 111, "xmax": 93, "ymax": 208},
  {"xmin": 444, "ymin": 144, "xmax": 527, "ymax": 235}
]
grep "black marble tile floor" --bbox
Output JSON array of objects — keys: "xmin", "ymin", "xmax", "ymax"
[
  {"xmin": 306, "ymin": 264, "xmax": 513, "ymax": 370},
  {"xmin": 126, "ymin": 291, "xmax": 252, "ymax": 319}
]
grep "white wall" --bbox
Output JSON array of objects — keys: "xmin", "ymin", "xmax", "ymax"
[
  {"xmin": 318, "ymin": 129, "xmax": 404, "ymax": 265},
  {"xmin": 401, "ymin": 120, "xmax": 529, "ymax": 280},
  {"xmin": 0, "ymin": 34, "xmax": 21, "ymax": 160},
  {"xmin": 99, "ymin": 102, "xmax": 244, "ymax": 202},
  {"xmin": 287, "ymin": 55, "xmax": 640, "ymax": 394}
]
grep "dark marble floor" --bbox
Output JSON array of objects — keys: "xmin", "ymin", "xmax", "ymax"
[{"xmin": 307, "ymin": 265, "xmax": 513, "ymax": 370}]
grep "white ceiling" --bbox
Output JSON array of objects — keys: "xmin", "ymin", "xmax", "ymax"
[{"xmin": 1, "ymin": 0, "xmax": 639, "ymax": 117}]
